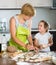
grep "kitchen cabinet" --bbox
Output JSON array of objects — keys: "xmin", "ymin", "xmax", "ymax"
[
  {"xmin": 31, "ymin": 30, "xmax": 56, "ymax": 51},
  {"xmin": 0, "ymin": 33, "xmax": 10, "ymax": 43},
  {"xmin": 17, "ymin": 0, "xmax": 52, "ymax": 8},
  {"xmin": 36, "ymin": 0, "xmax": 52, "ymax": 7},
  {"xmin": 0, "ymin": 0, "xmax": 52, "ymax": 8},
  {"xmin": 16, "ymin": 0, "xmax": 38, "ymax": 8},
  {"xmin": 0, "ymin": 33, "xmax": 10, "ymax": 51},
  {"xmin": 0, "ymin": 0, "xmax": 17, "ymax": 8}
]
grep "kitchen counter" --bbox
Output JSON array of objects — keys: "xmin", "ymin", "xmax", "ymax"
[
  {"xmin": 0, "ymin": 29, "xmax": 56, "ymax": 33},
  {"xmin": 31, "ymin": 29, "xmax": 56, "ymax": 32}
]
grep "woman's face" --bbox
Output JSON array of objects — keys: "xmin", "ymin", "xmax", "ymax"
[
  {"xmin": 38, "ymin": 22, "xmax": 46, "ymax": 33},
  {"xmin": 23, "ymin": 15, "xmax": 32, "ymax": 21}
]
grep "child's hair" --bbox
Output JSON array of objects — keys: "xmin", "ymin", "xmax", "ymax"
[
  {"xmin": 40, "ymin": 20, "xmax": 49, "ymax": 32},
  {"xmin": 21, "ymin": 3, "xmax": 35, "ymax": 16}
]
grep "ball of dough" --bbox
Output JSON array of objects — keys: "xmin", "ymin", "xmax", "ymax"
[{"xmin": 7, "ymin": 46, "xmax": 17, "ymax": 53}]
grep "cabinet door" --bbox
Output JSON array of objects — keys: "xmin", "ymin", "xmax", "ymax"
[
  {"xmin": 17, "ymin": 0, "xmax": 52, "ymax": 8},
  {"xmin": 0, "ymin": 0, "xmax": 17, "ymax": 8},
  {"xmin": 37, "ymin": 0, "xmax": 52, "ymax": 7},
  {"xmin": 17, "ymin": 0, "xmax": 38, "ymax": 8},
  {"xmin": 0, "ymin": 33, "xmax": 10, "ymax": 51}
]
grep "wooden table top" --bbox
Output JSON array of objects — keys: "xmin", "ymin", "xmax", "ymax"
[
  {"xmin": 0, "ymin": 52, "xmax": 55, "ymax": 65},
  {"xmin": 0, "ymin": 56, "xmax": 55, "ymax": 65},
  {"xmin": 0, "ymin": 55, "xmax": 16, "ymax": 65}
]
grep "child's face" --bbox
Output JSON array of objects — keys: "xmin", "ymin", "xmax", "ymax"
[{"xmin": 38, "ymin": 22, "xmax": 46, "ymax": 33}]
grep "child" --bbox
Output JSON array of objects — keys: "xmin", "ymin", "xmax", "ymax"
[{"xmin": 34, "ymin": 20, "xmax": 53, "ymax": 52}]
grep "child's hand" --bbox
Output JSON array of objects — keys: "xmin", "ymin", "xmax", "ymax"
[
  {"xmin": 42, "ymin": 44, "xmax": 48, "ymax": 48},
  {"xmin": 39, "ymin": 44, "xmax": 48, "ymax": 49}
]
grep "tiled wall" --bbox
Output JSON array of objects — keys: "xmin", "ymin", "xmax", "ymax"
[{"xmin": 32, "ymin": 8, "xmax": 56, "ymax": 29}]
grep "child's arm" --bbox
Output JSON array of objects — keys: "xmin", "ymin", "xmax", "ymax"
[
  {"xmin": 41, "ymin": 37, "xmax": 53, "ymax": 49},
  {"xmin": 48, "ymin": 37, "xmax": 53, "ymax": 47}
]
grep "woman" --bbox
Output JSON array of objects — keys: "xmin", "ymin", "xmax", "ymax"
[{"xmin": 8, "ymin": 3, "xmax": 35, "ymax": 52}]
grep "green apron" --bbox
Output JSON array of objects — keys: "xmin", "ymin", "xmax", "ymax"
[
  {"xmin": 9, "ymin": 25, "xmax": 30, "ymax": 51},
  {"xmin": 9, "ymin": 25, "xmax": 30, "ymax": 52}
]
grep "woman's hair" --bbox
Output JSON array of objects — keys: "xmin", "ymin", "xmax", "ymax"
[
  {"xmin": 40, "ymin": 20, "xmax": 49, "ymax": 32},
  {"xmin": 21, "ymin": 3, "xmax": 35, "ymax": 16}
]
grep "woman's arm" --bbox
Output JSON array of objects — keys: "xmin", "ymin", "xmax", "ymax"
[
  {"xmin": 27, "ymin": 19, "xmax": 33, "ymax": 45},
  {"xmin": 10, "ymin": 17, "xmax": 26, "ymax": 48},
  {"xmin": 27, "ymin": 35, "xmax": 33, "ymax": 45}
]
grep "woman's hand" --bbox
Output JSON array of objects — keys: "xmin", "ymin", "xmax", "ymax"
[
  {"xmin": 34, "ymin": 46, "xmax": 39, "ymax": 53},
  {"xmin": 26, "ymin": 44, "xmax": 34, "ymax": 51}
]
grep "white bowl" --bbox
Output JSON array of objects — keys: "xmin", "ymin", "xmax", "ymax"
[{"xmin": 52, "ymin": 56, "xmax": 56, "ymax": 65}]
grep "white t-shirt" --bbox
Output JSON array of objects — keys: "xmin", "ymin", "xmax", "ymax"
[{"xmin": 34, "ymin": 32, "xmax": 52, "ymax": 51}]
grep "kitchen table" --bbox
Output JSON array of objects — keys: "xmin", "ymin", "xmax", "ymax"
[
  {"xmin": 0, "ymin": 52, "xmax": 55, "ymax": 65},
  {"xmin": 0, "ymin": 55, "xmax": 16, "ymax": 65},
  {"xmin": 0, "ymin": 57, "xmax": 54, "ymax": 65}
]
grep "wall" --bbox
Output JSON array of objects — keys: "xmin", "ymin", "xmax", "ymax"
[
  {"xmin": 32, "ymin": 8, "xmax": 56, "ymax": 29},
  {"xmin": 0, "ymin": 8, "xmax": 56, "ymax": 31},
  {"xmin": 0, "ymin": 10, "xmax": 20, "ymax": 31}
]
